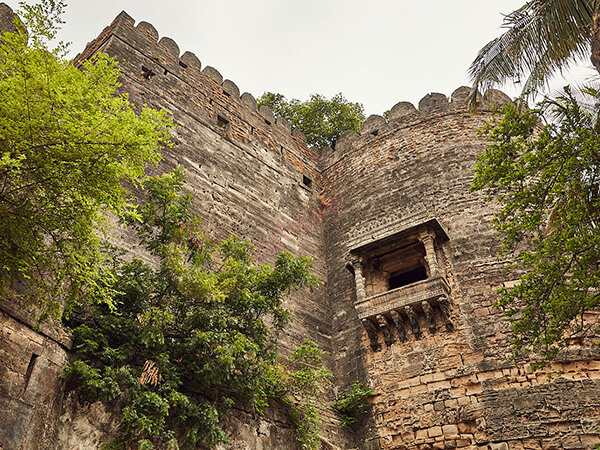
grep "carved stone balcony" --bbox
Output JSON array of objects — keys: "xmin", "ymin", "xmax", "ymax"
[
  {"xmin": 348, "ymin": 218, "xmax": 456, "ymax": 350},
  {"xmin": 355, "ymin": 276, "xmax": 450, "ymax": 321},
  {"xmin": 358, "ymin": 276, "xmax": 454, "ymax": 351}
]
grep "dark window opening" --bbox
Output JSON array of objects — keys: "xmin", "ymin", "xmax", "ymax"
[
  {"xmin": 178, "ymin": 61, "xmax": 188, "ymax": 69},
  {"xmin": 371, "ymin": 130, "xmax": 379, "ymax": 137},
  {"xmin": 141, "ymin": 66, "xmax": 155, "ymax": 80},
  {"xmin": 388, "ymin": 265, "xmax": 428, "ymax": 290},
  {"xmin": 223, "ymin": 90, "xmax": 231, "ymax": 97},
  {"xmin": 217, "ymin": 115, "xmax": 229, "ymax": 128},
  {"xmin": 302, "ymin": 175, "xmax": 312, "ymax": 188},
  {"xmin": 23, "ymin": 353, "xmax": 38, "ymax": 392},
  {"xmin": 264, "ymin": 119, "xmax": 272, "ymax": 126}
]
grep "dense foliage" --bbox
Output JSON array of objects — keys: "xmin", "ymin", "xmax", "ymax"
[
  {"xmin": 64, "ymin": 170, "xmax": 322, "ymax": 448},
  {"xmin": 471, "ymin": 89, "xmax": 600, "ymax": 366},
  {"xmin": 0, "ymin": 1, "xmax": 172, "ymax": 318},
  {"xmin": 257, "ymin": 92, "xmax": 365, "ymax": 148},
  {"xmin": 332, "ymin": 381, "xmax": 373, "ymax": 427}
]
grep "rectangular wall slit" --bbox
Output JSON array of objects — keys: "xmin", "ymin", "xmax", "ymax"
[{"xmin": 23, "ymin": 353, "xmax": 38, "ymax": 393}]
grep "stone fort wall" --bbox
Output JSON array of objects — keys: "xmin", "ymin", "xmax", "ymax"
[
  {"xmin": 322, "ymin": 90, "xmax": 600, "ymax": 449},
  {"xmin": 1, "ymin": 5, "xmax": 600, "ymax": 449}
]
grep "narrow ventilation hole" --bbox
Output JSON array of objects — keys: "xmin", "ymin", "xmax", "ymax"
[
  {"xmin": 264, "ymin": 119, "xmax": 271, "ymax": 126},
  {"xmin": 163, "ymin": 68, "xmax": 168, "ymax": 76},
  {"xmin": 23, "ymin": 353, "xmax": 38, "ymax": 393},
  {"xmin": 217, "ymin": 115, "xmax": 229, "ymax": 128},
  {"xmin": 223, "ymin": 90, "xmax": 231, "ymax": 97},
  {"xmin": 302, "ymin": 175, "xmax": 313, "ymax": 189},
  {"xmin": 141, "ymin": 66, "xmax": 155, "ymax": 80},
  {"xmin": 178, "ymin": 60, "xmax": 188, "ymax": 69},
  {"xmin": 371, "ymin": 130, "xmax": 379, "ymax": 137}
]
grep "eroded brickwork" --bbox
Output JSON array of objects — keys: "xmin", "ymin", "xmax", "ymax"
[
  {"xmin": 2, "ymin": 4, "xmax": 600, "ymax": 449},
  {"xmin": 0, "ymin": 310, "xmax": 69, "ymax": 449},
  {"xmin": 322, "ymin": 91, "xmax": 600, "ymax": 449}
]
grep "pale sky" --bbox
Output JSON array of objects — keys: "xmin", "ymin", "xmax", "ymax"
[{"xmin": 4, "ymin": 0, "xmax": 596, "ymax": 116}]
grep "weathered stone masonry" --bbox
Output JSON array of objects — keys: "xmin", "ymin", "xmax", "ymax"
[{"xmin": 2, "ymin": 5, "xmax": 600, "ymax": 449}]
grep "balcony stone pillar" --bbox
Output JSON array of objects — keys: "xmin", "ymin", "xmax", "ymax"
[
  {"xmin": 419, "ymin": 228, "xmax": 439, "ymax": 277},
  {"xmin": 351, "ymin": 255, "xmax": 366, "ymax": 303}
]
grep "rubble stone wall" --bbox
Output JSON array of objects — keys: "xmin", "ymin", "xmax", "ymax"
[
  {"xmin": 322, "ymin": 91, "xmax": 600, "ymax": 449},
  {"xmin": 61, "ymin": 11, "xmax": 352, "ymax": 449},
  {"xmin": 0, "ymin": 310, "xmax": 69, "ymax": 450},
  {"xmin": 2, "ymin": 4, "xmax": 600, "ymax": 449}
]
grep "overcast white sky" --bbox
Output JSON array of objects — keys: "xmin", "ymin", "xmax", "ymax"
[{"xmin": 4, "ymin": 0, "xmax": 596, "ymax": 115}]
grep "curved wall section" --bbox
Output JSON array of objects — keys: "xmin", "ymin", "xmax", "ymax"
[{"xmin": 322, "ymin": 101, "xmax": 600, "ymax": 449}]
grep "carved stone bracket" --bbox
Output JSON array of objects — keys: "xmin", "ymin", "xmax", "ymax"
[
  {"xmin": 438, "ymin": 295, "xmax": 454, "ymax": 331},
  {"xmin": 377, "ymin": 314, "xmax": 395, "ymax": 346},
  {"xmin": 360, "ymin": 295, "xmax": 456, "ymax": 350},
  {"xmin": 362, "ymin": 318, "xmax": 381, "ymax": 352},
  {"xmin": 404, "ymin": 305, "xmax": 422, "ymax": 339},
  {"xmin": 421, "ymin": 300, "xmax": 437, "ymax": 335},
  {"xmin": 390, "ymin": 310, "xmax": 407, "ymax": 342}
]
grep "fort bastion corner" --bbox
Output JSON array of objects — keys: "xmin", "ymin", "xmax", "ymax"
[{"xmin": 2, "ymin": 4, "xmax": 600, "ymax": 449}]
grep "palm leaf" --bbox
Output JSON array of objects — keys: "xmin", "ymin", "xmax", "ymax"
[{"xmin": 468, "ymin": 0, "xmax": 594, "ymax": 109}]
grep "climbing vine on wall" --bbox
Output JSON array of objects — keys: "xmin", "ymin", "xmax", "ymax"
[
  {"xmin": 332, "ymin": 381, "xmax": 374, "ymax": 427},
  {"xmin": 267, "ymin": 339, "xmax": 334, "ymax": 449}
]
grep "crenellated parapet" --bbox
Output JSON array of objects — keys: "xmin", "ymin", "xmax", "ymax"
[
  {"xmin": 74, "ymin": 11, "xmax": 319, "ymax": 187},
  {"xmin": 326, "ymin": 86, "xmax": 511, "ymax": 168}
]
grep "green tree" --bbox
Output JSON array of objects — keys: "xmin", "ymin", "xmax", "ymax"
[
  {"xmin": 64, "ymin": 169, "xmax": 321, "ymax": 448},
  {"xmin": 471, "ymin": 89, "xmax": 600, "ymax": 366},
  {"xmin": 0, "ymin": 1, "xmax": 172, "ymax": 318},
  {"xmin": 468, "ymin": 1, "xmax": 597, "ymax": 105},
  {"xmin": 257, "ymin": 92, "xmax": 365, "ymax": 148},
  {"xmin": 332, "ymin": 381, "xmax": 373, "ymax": 427}
]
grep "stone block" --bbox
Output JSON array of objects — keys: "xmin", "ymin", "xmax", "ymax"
[
  {"xmin": 443, "ymin": 424, "xmax": 459, "ymax": 436},
  {"xmin": 429, "ymin": 426, "xmax": 443, "ymax": 438},
  {"xmin": 489, "ymin": 443, "xmax": 508, "ymax": 450}
]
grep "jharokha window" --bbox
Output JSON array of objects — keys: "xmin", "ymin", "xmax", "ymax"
[
  {"xmin": 349, "ymin": 219, "xmax": 454, "ymax": 351},
  {"xmin": 363, "ymin": 242, "xmax": 429, "ymax": 296}
]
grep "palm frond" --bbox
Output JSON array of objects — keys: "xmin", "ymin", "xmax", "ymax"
[{"xmin": 468, "ymin": 0, "xmax": 594, "ymax": 109}]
